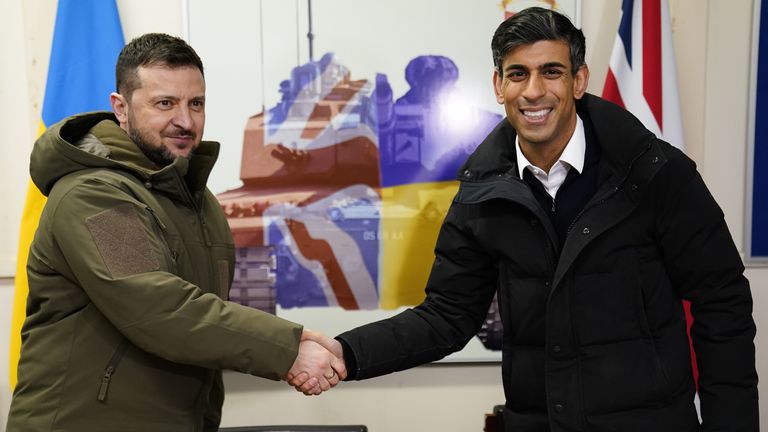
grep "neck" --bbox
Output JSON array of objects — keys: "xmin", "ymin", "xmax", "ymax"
[
  {"xmin": 520, "ymin": 143, "xmax": 565, "ymax": 173},
  {"xmin": 518, "ymin": 116, "xmax": 577, "ymax": 173}
]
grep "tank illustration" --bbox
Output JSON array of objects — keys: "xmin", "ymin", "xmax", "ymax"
[
  {"xmin": 216, "ymin": 52, "xmax": 504, "ymax": 349},
  {"xmin": 218, "ymin": 53, "xmax": 381, "ymax": 313}
]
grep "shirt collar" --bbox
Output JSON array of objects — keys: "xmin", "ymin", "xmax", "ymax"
[{"xmin": 516, "ymin": 115, "xmax": 586, "ymax": 177}]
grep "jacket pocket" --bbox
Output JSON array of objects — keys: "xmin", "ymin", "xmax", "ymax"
[
  {"xmin": 97, "ymin": 338, "xmax": 130, "ymax": 402},
  {"xmin": 574, "ymin": 266, "xmax": 672, "ymax": 414}
]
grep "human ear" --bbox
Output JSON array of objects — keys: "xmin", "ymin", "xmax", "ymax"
[
  {"xmin": 110, "ymin": 92, "xmax": 128, "ymax": 125},
  {"xmin": 492, "ymin": 69, "xmax": 504, "ymax": 104},
  {"xmin": 573, "ymin": 65, "xmax": 590, "ymax": 100}
]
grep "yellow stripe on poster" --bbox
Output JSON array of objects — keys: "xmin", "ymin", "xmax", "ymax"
[{"xmin": 379, "ymin": 181, "xmax": 459, "ymax": 309}]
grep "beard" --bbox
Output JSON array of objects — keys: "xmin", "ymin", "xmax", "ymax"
[{"xmin": 127, "ymin": 113, "xmax": 197, "ymax": 167}]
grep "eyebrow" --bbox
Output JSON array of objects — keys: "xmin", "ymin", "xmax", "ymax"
[
  {"xmin": 150, "ymin": 95, "xmax": 179, "ymax": 102},
  {"xmin": 504, "ymin": 61, "xmax": 568, "ymax": 72},
  {"xmin": 149, "ymin": 95, "xmax": 206, "ymax": 102}
]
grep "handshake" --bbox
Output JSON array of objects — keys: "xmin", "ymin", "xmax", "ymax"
[{"xmin": 284, "ymin": 329, "xmax": 347, "ymax": 396}]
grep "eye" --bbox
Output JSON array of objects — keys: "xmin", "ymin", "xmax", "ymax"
[
  {"xmin": 156, "ymin": 100, "xmax": 173, "ymax": 109},
  {"xmin": 543, "ymin": 69, "xmax": 565, "ymax": 79},
  {"xmin": 191, "ymin": 100, "xmax": 205, "ymax": 111},
  {"xmin": 506, "ymin": 70, "xmax": 527, "ymax": 82}
]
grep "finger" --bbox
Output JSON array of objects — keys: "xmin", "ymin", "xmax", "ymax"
[
  {"xmin": 289, "ymin": 371, "xmax": 310, "ymax": 387},
  {"xmin": 300, "ymin": 328, "xmax": 319, "ymax": 342},
  {"xmin": 322, "ymin": 368, "xmax": 339, "ymax": 386},
  {"xmin": 304, "ymin": 382, "xmax": 322, "ymax": 396},
  {"xmin": 327, "ymin": 371, "xmax": 340, "ymax": 387},
  {"xmin": 330, "ymin": 355, "xmax": 347, "ymax": 380},
  {"xmin": 298, "ymin": 381, "xmax": 320, "ymax": 393},
  {"xmin": 299, "ymin": 376, "xmax": 319, "ymax": 394},
  {"xmin": 318, "ymin": 376, "xmax": 332, "ymax": 392}
]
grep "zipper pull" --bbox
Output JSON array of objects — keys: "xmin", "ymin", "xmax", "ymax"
[
  {"xmin": 145, "ymin": 206, "xmax": 167, "ymax": 231},
  {"xmin": 200, "ymin": 217, "xmax": 212, "ymax": 246},
  {"xmin": 97, "ymin": 366, "xmax": 115, "ymax": 402}
]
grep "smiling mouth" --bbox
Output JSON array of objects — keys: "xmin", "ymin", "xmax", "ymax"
[
  {"xmin": 166, "ymin": 135, "xmax": 195, "ymax": 146},
  {"xmin": 522, "ymin": 108, "xmax": 552, "ymax": 119}
]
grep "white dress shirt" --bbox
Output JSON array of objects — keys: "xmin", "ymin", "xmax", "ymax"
[{"xmin": 515, "ymin": 116, "xmax": 586, "ymax": 199}]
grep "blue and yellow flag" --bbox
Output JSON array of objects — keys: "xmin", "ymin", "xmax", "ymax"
[{"xmin": 10, "ymin": 0, "xmax": 124, "ymax": 389}]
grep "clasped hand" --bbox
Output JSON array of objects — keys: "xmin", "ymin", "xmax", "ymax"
[{"xmin": 284, "ymin": 329, "xmax": 346, "ymax": 395}]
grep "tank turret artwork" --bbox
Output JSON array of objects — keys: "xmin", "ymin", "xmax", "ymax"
[{"xmin": 216, "ymin": 52, "xmax": 505, "ymax": 349}]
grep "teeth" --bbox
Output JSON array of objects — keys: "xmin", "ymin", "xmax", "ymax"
[{"xmin": 523, "ymin": 109, "xmax": 550, "ymax": 118}]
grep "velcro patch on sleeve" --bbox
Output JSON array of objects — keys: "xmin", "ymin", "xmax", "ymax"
[{"xmin": 85, "ymin": 203, "xmax": 160, "ymax": 278}]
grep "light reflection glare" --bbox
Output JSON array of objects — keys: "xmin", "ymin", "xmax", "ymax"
[{"xmin": 436, "ymin": 90, "xmax": 478, "ymax": 135}]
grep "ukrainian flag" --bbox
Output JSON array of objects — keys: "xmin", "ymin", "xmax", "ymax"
[{"xmin": 9, "ymin": 0, "xmax": 124, "ymax": 388}]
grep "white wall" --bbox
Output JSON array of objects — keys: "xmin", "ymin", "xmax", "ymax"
[
  {"xmin": 1, "ymin": 1, "xmax": 765, "ymax": 431},
  {"xmin": 0, "ymin": 0, "xmax": 35, "ymax": 277}
]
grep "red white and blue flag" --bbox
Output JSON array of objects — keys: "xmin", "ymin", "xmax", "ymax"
[
  {"xmin": 603, "ymin": 0, "xmax": 699, "ymax": 400},
  {"xmin": 602, "ymin": 0, "xmax": 685, "ymax": 150}
]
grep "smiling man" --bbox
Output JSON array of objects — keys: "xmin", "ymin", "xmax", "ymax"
[
  {"xmin": 7, "ymin": 33, "xmax": 344, "ymax": 432},
  {"xmin": 111, "ymin": 42, "xmax": 206, "ymax": 166},
  {"xmin": 493, "ymin": 38, "xmax": 587, "ymax": 174},
  {"xmin": 296, "ymin": 7, "xmax": 758, "ymax": 432}
]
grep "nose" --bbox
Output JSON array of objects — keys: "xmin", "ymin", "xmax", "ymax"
[
  {"xmin": 172, "ymin": 105, "xmax": 194, "ymax": 130},
  {"xmin": 522, "ymin": 74, "xmax": 546, "ymax": 101}
]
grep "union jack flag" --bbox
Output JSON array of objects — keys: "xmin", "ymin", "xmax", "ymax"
[{"xmin": 602, "ymin": 0, "xmax": 685, "ymax": 150}]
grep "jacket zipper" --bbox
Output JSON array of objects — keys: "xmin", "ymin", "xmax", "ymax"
[
  {"xmin": 146, "ymin": 206, "xmax": 179, "ymax": 269},
  {"xmin": 171, "ymin": 172, "xmax": 219, "ymax": 426},
  {"xmin": 173, "ymin": 171, "xmax": 212, "ymax": 247},
  {"xmin": 173, "ymin": 171, "xmax": 217, "ymax": 300},
  {"xmin": 145, "ymin": 205, "xmax": 167, "ymax": 230},
  {"xmin": 97, "ymin": 338, "xmax": 130, "ymax": 402}
]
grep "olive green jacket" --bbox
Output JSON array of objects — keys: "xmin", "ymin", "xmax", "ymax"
[{"xmin": 7, "ymin": 112, "xmax": 302, "ymax": 432}]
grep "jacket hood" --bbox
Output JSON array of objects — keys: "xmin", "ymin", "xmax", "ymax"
[
  {"xmin": 30, "ymin": 111, "xmax": 220, "ymax": 199},
  {"xmin": 459, "ymin": 93, "xmax": 658, "ymax": 181}
]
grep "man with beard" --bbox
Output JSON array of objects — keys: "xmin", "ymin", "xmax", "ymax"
[{"xmin": 7, "ymin": 33, "xmax": 343, "ymax": 432}]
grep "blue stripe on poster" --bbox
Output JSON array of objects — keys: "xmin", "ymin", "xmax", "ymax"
[{"xmin": 752, "ymin": 0, "xmax": 768, "ymax": 257}]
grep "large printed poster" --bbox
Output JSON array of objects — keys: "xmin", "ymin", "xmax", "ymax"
[{"xmin": 190, "ymin": 0, "xmax": 579, "ymax": 361}]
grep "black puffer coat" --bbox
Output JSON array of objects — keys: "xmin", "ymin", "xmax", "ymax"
[{"xmin": 338, "ymin": 94, "xmax": 757, "ymax": 432}]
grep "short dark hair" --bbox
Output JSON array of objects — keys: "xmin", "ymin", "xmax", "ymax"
[
  {"xmin": 115, "ymin": 33, "xmax": 204, "ymax": 100},
  {"xmin": 491, "ymin": 7, "xmax": 585, "ymax": 75}
]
